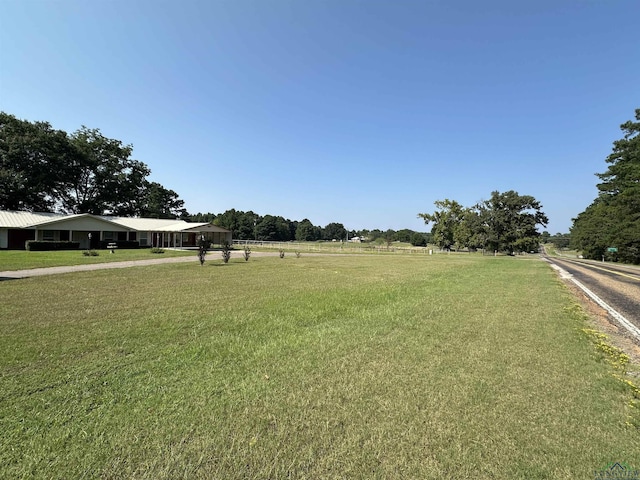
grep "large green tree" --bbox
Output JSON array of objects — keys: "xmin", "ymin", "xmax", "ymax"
[
  {"xmin": 419, "ymin": 192, "xmax": 547, "ymax": 253},
  {"xmin": 0, "ymin": 113, "xmax": 188, "ymax": 218},
  {"xmin": 0, "ymin": 113, "xmax": 78, "ymax": 211},
  {"xmin": 572, "ymin": 108, "xmax": 640, "ymax": 263},
  {"xmin": 481, "ymin": 190, "xmax": 548, "ymax": 254},
  {"xmin": 62, "ymin": 127, "xmax": 151, "ymax": 215},
  {"xmin": 418, "ymin": 199, "xmax": 465, "ymax": 250}
]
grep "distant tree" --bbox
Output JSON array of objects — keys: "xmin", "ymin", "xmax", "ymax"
[
  {"xmin": 410, "ymin": 232, "xmax": 427, "ymax": 247},
  {"xmin": 189, "ymin": 212, "xmax": 217, "ymax": 223},
  {"xmin": 236, "ymin": 211, "xmax": 260, "ymax": 240},
  {"xmin": 255, "ymin": 215, "xmax": 291, "ymax": 241},
  {"xmin": 368, "ymin": 229, "xmax": 383, "ymax": 241},
  {"xmin": 384, "ymin": 229, "xmax": 395, "ymax": 247},
  {"xmin": 540, "ymin": 231, "xmax": 551, "ymax": 243},
  {"xmin": 550, "ymin": 232, "xmax": 571, "ymax": 249},
  {"xmin": 394, "ymin": 229, "xmax": 413, "ymax": 243},
  {"xmin": 295, "ymin": 219, "xmax": 321, "ymax": 241},
  {"xmin": 214, "ymin": 209, "xmax": 241, "ymax": 232},
  {"xmin": 322, "ymin": 222, "xmax": 347, "ymax": 241}
]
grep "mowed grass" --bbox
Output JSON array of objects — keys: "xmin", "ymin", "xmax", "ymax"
[
  {"xmin": 1, "ymin": 254, "xmax": 639, "ymax": 479},
  {"xmin": 0, "ymin": 248, "xmax": 194, "ymax": 271}
]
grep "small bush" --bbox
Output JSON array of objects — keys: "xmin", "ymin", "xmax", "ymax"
[
  {"xmin": 150, "ymin": 247, "xmax": 165, "ymax": 254},
  {"xmin": 197, "ymin": 237, "xmax": 209, "ymax": 265},
  {"xmin": 221, "ymin": 241, "xmax": 232, "ymax": 264},
  {"xmin": 82, "ymin": 250, "xmax": 100, "ymax": 257}
]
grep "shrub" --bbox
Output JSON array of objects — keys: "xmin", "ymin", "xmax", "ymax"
[
  {"xmin": 197, "ymin": 236, "xmax": 209, "ymax": 265},
  {"xmin": 221, "ymin": 241, "xmax": 232, "ymax": 264},
  {"xmin": 82, "ymin": 250, "xmax": 100, "ymax": 256},
  {"xmin": 25, "ymin": 241, "xmax": 81, "ymax": 251},
  {"xmin": 150, "ymin": 247, "xmax": 165, "ymax": 254}
]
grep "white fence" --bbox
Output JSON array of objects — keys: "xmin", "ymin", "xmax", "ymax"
[{"xmin": 232, "ymin": 239, "xmax": 432, "ymax": 255}]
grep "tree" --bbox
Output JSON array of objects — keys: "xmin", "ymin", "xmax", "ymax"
[
  {"xmin": 295, "ymin": 219, "xmax": 321, "ymax": 241},
  {"xmin": 189, "ymin": 212, "xmax": 217, "ymax": 223},
  {"xmin": 0, "ymin": 112, "xmax": 78, "ymax": 211},
  {"xmin": 212, "ymin": 209, "xmax": 260, "ymax": 239},
  {"xmin": 549, "ymin": 232, "xmax": 571, "ymax": 249},
  {"xmin": 481, "ymin": 190, "xmax": 548, "ymax": 254},
  {"xmin": 0, "ymin": 114, "xmax": 189, "ymax": 219},
  {"xmin": 394, "ymin": 229, "xmax": 413, "ymax": 243},
  {"xmin": 58, "ymin": 127, "xmax": 151, "ymax": 215},
  {"xmin": 410, "ymin": 232, "xmax": 427, "ymax": 247},
  {"xmin": 255, "ymin": 215, "xmax": 291, "ymax": 241},
  {"xmin": 419, "ymin": 192, "xmax": 547, "ymax": 254},
  {"xmin": 322, "ymin": 222, "xmax": 347, "ymax": 241},
  {"xmin": 235, "ymin": 211, "xmax": 260, "ymax": 240},
  {"xmin": 572, "ymin": 108, "xmax": 640, "ymax": 263},
  {"xmin": 138, "ymin": 182, "xmax": 187, "ymax": 219},
  {"xmin": 418, "ymin": 199, "xmax": 465, "ymax": 250}
]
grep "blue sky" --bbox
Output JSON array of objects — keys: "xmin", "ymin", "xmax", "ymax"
[{"xmin": 1, "ymin": 0, "xmax": 638, "ymax": 234}]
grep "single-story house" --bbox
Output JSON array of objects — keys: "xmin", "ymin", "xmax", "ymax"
[{"xmin": 0, "ymin": 210, "xmax": 232, "ymax": 250}]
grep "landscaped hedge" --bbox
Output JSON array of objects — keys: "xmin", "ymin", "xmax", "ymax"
[
  {"xmin": 25, "ymin": 241, "xmax": 81, "ymax": 251},
  {"xmin": 99, "ymin": 240, "xmax": 140, "ymax": 249}
]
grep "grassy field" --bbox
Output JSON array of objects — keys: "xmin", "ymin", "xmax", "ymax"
[
  {"xmin": 1, "ymin": 254, "xmax": 639, "ymax": 478},
  {"xmin": 0, "ymin": 248, "xmax": 194, "ymax": 271}
]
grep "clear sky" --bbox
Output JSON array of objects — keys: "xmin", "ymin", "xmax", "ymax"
[{"xmin": 1, "ymin": 0, "xmax": 638, "ymax": 234}]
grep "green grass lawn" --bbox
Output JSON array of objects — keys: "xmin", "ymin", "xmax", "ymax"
[
  {"xmin": 1, "ymin": 254, "xmax": 639, "ymax": 478},
  {"xmin": 0, "ymin": 248, "xmax": 194, "ymax": 271}
]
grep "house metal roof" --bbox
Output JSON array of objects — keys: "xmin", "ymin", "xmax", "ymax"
[
  {"xmin": 0, "ymin": 211, "xmax": 231, "ymax": 233},
  {"xmin": 0, "ymin": 210, "xmax": 62, "ymax": 228}
]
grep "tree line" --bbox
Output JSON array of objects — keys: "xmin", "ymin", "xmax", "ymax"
[
  {"xmin": 571, "ymin": 108, "xmax": 640, "ymax": 264},
  {"xmin": 189, "ymin": 209, "xmax": 431, "ymax": 246},
  {"xmin": 0, "ymin": 112, "xmax": 187, "ymax": 218},
  {"xmin": 418, "ymin": 190, "xmax": 548, "ymax": 254}
]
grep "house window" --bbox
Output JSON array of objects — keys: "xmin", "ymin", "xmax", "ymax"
[
  {"xmin": 129, "ymin": 232, "xmax": 137, "ymax": 241},
  {"xmin": 42, "ymin": 230, "xmax": 55, "ymax": 241},
  {"xmin": 139, "ymin": 232, "xmax": 148, "ymax": 246},
  {"xmin": 103, "ymin": 231, "xmax": 114, "ymax": 241},
  {"xmin": 117, "ymin": 231, "xmax": 127, "ymax": 241}
]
